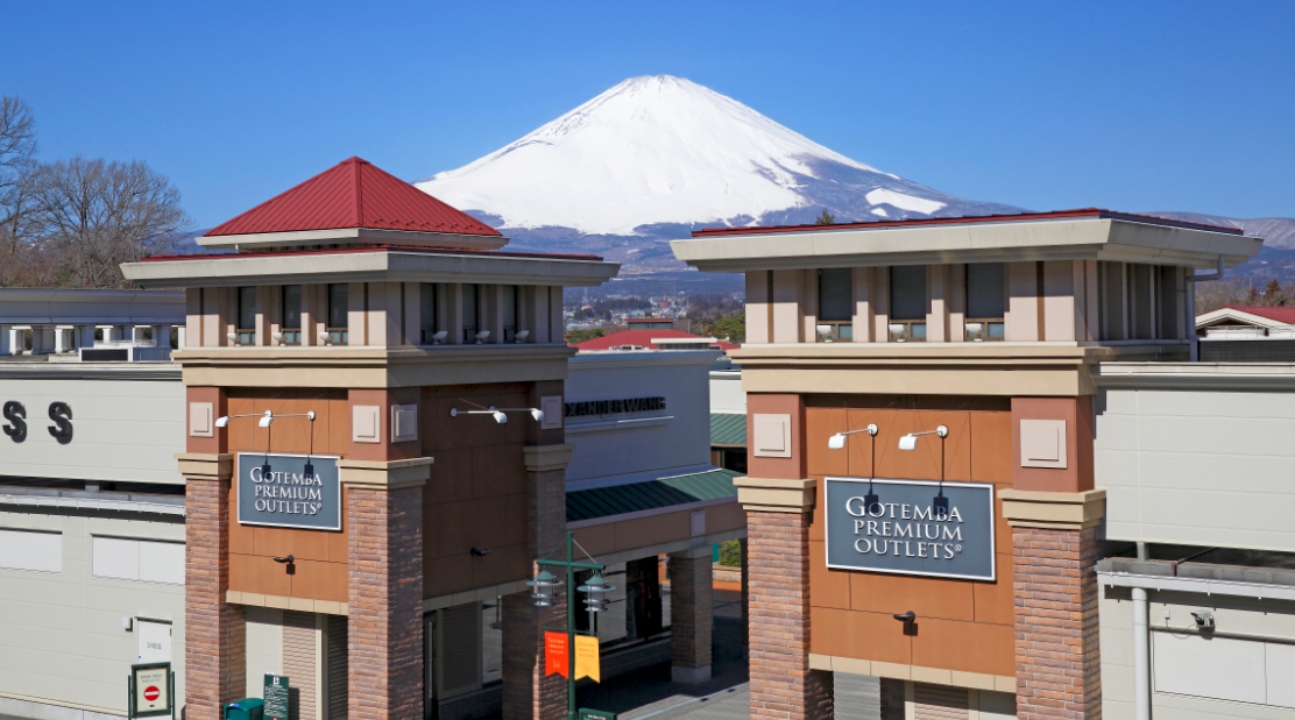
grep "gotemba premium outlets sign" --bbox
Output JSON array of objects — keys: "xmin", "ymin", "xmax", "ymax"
[
  {"xmin": 237, "ymin": 453, "xmax": 341, "ymax": 531},
  {"xmin": 824, "ymin": 477, "xmax": 996, "ymax": 581}
]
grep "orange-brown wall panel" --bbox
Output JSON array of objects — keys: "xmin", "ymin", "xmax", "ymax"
[
  {"xmin": 290, "ymin": 558, "xmax": 349, "ymax": 603},
  {"xmin": 230, "ymin": 554, "xmax": 293, "ymax": 598},
  {"xmin": 805, "ymin": 397, "xmax": 1016, "ymax": 678},
  {"xmin": 910, "ymin": 618, "xmax": 1015, "ymax": 677}
]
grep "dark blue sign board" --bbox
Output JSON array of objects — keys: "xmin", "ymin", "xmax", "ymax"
[
  {"xmin": 237, "ymin": 453, "xmax": 341, "ymax": 531},
  {"xmin": 824, "ymin": 477, "xmax": 996, "ymax": 582}
]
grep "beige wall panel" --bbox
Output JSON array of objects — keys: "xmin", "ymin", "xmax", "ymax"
[
  {"xmin": 771, "ymin": 269, "xmax": 802, "ymax": 343},
  {"xmin": 802, "ymin": 269, "xmax": 819, "ymax": 342},
  {"xmin": 745, "ymin": 271, "xmax": 771, "ymax": 344},
  {"xmin": 742, "ymin": 365, "xmax": 1089, "ymax": 398},
  {"xmin": 851, "ymin": 266, "xmax": 873, "ymax": 343},
  {"xmin": 1042, "ymin": 260, "xmax": 1077, "ymax": 342},
  {"xmin": 347, "ymin": 282, "xmax": 368, "ymax": 345},
  {"xmin": 948, "ymin": 264, "xmax": 966, "ymax": 343},
  {"xmin": 927, "ymin": 264, "xmax": 948, "ymax": 342},
  {"xmin": 1005, "ymin": 261, "xmax": 1039, "ymax": 342}
]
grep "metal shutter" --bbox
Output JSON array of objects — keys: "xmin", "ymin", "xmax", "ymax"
[
  {"xmin": 282, "ymin": 611, "xmax": 318, "ymax": 720},
  {"xmin": 437, "ymin": 603, "xmax": 482, "ymax": 698},
  {"xmin": 913, "ymin": 683, "xmax": 969, "ymax": 720}
]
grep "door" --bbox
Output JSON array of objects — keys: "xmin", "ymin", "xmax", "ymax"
[{"xmin": 137, "ymin": 619, "xmax": 172, "ymax": 664}]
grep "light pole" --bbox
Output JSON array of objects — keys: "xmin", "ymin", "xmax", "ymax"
[{"xmin": 527, "ymin": 531, "xmax": 614, "ymax": 720}]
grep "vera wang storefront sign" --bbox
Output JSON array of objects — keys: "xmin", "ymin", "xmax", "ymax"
[
  {"xmin": 237, "ymin": 453, "xmax": 341, "ymax": 531},
  {"xmin": 824, "ymin": 477, "xmax": 996, "ymax": 581}
]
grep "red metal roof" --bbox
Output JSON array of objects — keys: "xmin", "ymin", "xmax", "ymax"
[
  {"xmin": 1215, "ymin": 306, "xmax": 1295, "ymax": 325},
  {"xmin": 206, "ymin": 157, "xmax": 502, "ymax": 238},
  {"xmin": 574, "ymin": 329, "xmax": 739, "ymax": 352},
  {"xmin": 690, "ymin": 208, "xmax": 1244, "ymax": 238},
  {"xmin": 141, "ymin": 244, "xmax": 602, "ymax": 263}
]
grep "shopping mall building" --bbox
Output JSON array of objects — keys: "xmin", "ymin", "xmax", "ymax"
[
  {"xmin": 673, "ymin": 210, "xmax": 1295, "ymax": 720},
  {"xmin": 0, "ymin": 158, "xmax": 744, "ymax": 720}
]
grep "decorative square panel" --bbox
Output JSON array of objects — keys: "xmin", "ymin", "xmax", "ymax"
[
  {"xmin": 752, "ymin": 413, "xmax": 792, "ymax": 458},
  {"xmin": 540, "ymin": 395, "xmax": 563, "ymax": 430},
  {"xmin": 1021, "ymin": 419, "xmax": 1067, "ymax": 469},
  {"xmin": 391, "ymin": 404, "xmax": 418, "ymax": 443},
  {"xmin": 189, "ymin": 402, "xmax": 213, "ymax": 438},
  {"xmin": 352, "ymin": 405, "xmax": 381, "ymax": 444}
]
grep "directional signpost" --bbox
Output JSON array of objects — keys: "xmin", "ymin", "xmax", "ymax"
[{"xmin": 263, "ymin": 674, "xmax": 290, "ymax": 720}]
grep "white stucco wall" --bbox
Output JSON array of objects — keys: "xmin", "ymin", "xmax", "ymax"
[
  {"xmin": 0, "ymin": 508, "xmax": 185, "ymax": 717},
  {"xmin": 0, "ymin": 367, "xmax": 185, "ymax": 485},
  {"xmin": 1094, "ymin": 367, "xmax": 1295, "ymax": 550},
  {"xmin": 1101, "ymin": 586, "xmax": 1295, "ymax": 719},
  {"xmin": 708, "ymin": 368, "xmax": 746, "ymax": 415},
  {"xmin": 565, "ymin": 350, "xmax": 719, "ymax": 487}
]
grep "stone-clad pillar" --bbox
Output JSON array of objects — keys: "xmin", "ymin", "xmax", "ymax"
[
  {"xmin": 501, "ymin": 443, "xmax": 573, "ymax": 720},
  {"xmin": 736, "ymin": 479, "xmax": 834, "ymax": 720},
  {"xmin": 341, "ymin": 458, "xmax": 432, "ymax": 720},
  {"xmin": 1002, "ymin": 489, "xmax": 1106, "ymax": 720},
  {"xmin": 668, "ymin": 547, "xmax": 713, "ymax": 684},
  {"xmin": 178, "ymin": 452, "xmax": 243, "ymax": 718}
]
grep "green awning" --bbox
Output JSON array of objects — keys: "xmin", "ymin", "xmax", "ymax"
[
  {"xmin": 566, "ymin": 468, "xmax": 741, "ymax": 523},
  {"xmin": 710, "ymin": 413, "xmax": 747, "ymax": 447}
]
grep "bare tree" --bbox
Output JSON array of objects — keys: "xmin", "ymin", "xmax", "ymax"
[
  {"xmin": 30, "ymin": 157, "xmax": 189, "ymax": 288},
  {"xmin": 0, "ymin": 97, "xmax": 39, "ymax": 282}
]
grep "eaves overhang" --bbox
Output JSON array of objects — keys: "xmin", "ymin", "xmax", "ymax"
[
  {"xmin": 670, "ymin": 218, "xmax": 1261, "ymax": 273},
  {"xmin": 122, "ymin": 248, "xmax": 621, "ymax": 289},
  {"xmin": 196, "ymin": 227, "xmax": 509, "ymax": 252}
]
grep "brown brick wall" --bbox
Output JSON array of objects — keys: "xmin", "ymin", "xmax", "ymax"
[
  {"xmin": 1013, "ymin": 524, "xmax": 1102, "ymax": 720},
  {"xmin": 185, "ymin": 475, "xmax": 246, "ymax": 718},
  {"xmin": 668, "ymin": 554, "xmax": 713, "ymax": 673},
  {"xmin": 347, "ymin": 485, "xmax": 424, "ymax": 720},
  {"xmin": 501, "ymin": 591, "xmax": 566, "ymax": 720},
  {"xmin": 748, "ymin": 511, "xmax": 833, "ymax": 720}
]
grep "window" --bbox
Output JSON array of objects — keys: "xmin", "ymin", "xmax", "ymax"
[
  {"xmin": 236, "ymin": 287, "xmax": 258, "ymax": 345},
  {"xmin": 462, "ymin": 284, "xmax": 479, "ymax": 343},
  {"xmin": 816, "ymin": 268, "xmax": 853, "ymax": 342},
  {"xmin": 501, "ymin": 285, "xmax": 518, "ymax": 342},
  {"xmin": 965, "ymin": 263, "xmax": 1006, "ymax": 341},
  {"xmin": 327, "ymin": 283, "xmax": 349, "ymax": 345},
  {"xmin": 1098, "ymin": 261, "xmax": 1125, "ymax": 340},
  {"xmin": 92, "ymin": 536, "xmax": 183, "ymax": 585},
  {"xmin": 1127, "ymin": 264, "xmax": 1154, "ymax": 340},
  {"xmin": 420, "ymin": 284, "xmax": 440, "ymax": 344},
  {"xmin": 889, "ymin": 265, "xmax": 927, "ymax": 341},
  {"xmin": 0, "ymin": 528, "xmax": 61, "ymax": 572},
  {"xmin": 281, "ymin": 285, "xmax": 302, "ymax": 345}
]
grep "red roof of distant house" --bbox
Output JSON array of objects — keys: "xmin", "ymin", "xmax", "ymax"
[
  {"xmin": 690, "ymin": 208, "xmax": 1244, "ymax": 238},
  {"xmin": 1214, "ymin": 305, "xmax": 1295, "ymax": 325},
  {"xmin": 574, "ymin": 329, "xmax": 739, "ymax": 352},
  {"xmin": 206, "ymin": 157, "xmax": 502, "ymax": 238}
]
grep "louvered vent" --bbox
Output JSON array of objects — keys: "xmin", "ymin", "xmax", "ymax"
[
  {"xmin": 327, "ymin": 616, "xmax": 348, "ymax": 720},
  {"xmin": 438, "ymin": 603, "xmax": 481, "ymax": 698},
  {"xmin": 913, "ymin": 683, "xmax": 970, "ymax": 720},
  {"xmin": 283, "ymin": 611, "xmax": 318, "ymax": 720}
]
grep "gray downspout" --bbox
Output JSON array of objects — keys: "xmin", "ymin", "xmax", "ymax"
[{"xmin": 1134, "ymin": 542, "xmax": 1151, "ymax": 720}]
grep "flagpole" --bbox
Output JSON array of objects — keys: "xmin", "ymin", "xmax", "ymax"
[{"xmin": 566, "ymin": 531, "xmax": 577, "ymax": 720}]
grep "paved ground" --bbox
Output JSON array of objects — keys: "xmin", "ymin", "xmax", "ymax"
[{"xmin": 577, "ymin": 588, "xmax": 881, "ymax": 720}]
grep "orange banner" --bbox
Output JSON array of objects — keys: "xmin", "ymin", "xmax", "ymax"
[
  {"xmin": 574, "ymin": 634, "xmax": 600, "ymax": 683},
  {"xmin": 544, "ymin": 631, "xmax": 569, "ymax": 678}
]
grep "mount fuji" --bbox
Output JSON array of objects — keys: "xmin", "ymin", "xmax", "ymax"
[{"xmin": 416, "ymin": 75, "xmax": 1020, "ymax": 275}]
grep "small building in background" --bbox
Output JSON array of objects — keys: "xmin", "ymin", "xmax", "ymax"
[{"xmin": 1196, "ymin": 305, "xmax": 1295, "ymax": 361}]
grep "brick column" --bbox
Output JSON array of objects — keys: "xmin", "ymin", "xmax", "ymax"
[
  {"xmin": 178, "ymin": 452, "xmax": 243, "ymax": 719},
  {"xmin": 342, "ymin": 458, "xmax": 432, "ymax": 720},
  {"xmin": 501, "ymin": 444, "xmax": 574, "ymax": 720},
  {"xmin": 1002, "ymin": 489, "xmax": 1106, "ymax": 720},
  {"xmin": 668, "ymin": 547, "xmax": 713, "ymax": 684},
  {"xmin": 734, "ymin": 473, "xmax": 834, "ymax": 720},
  {"xmin": 501, "ymin": 591, "xmax": 566, "ymax": 720}
]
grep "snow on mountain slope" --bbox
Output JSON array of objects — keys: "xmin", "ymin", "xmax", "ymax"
[{"xmin": 418, "ymin": 75, "xmax": 1017, "ymax": 239}]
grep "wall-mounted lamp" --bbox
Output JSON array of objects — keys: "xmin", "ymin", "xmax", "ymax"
[
  {"xmin": 450, "ymin": 405, "xmax": 545, "ymax": 424},
  {"xmin": 318, "ymin": 331, "xmax": 331, "ymax": 345},
  {"xmin": 828, "ymin": 423, "xmax": 878, "ymax": 450},
  {"xmin": 816, "ymin": 324, "xmax": 834, "ymax": 343},
  {"xmin": 431, "ymin": 330, "xmax": 448, "ymax": 345},
  {"xmin": 514, "ymin": 330, "xmax": 530, "ymax": 344},
  {"xmin": 215, "ymin": 410, "xmax": 316, "ymax": 429},
  {"xmin": 898, "ymin": 425, "xmax": 947, "ymax": 451},
  {"xmin": 474, "ymin": 330, "xmax": 491, "ymax": 344}
]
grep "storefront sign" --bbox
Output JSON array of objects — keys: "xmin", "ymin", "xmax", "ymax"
[
  {"xmin": 824, "ymin": 477, "xmax": 996, "ymax": 581},
  {"xmin": 237, "ymin": 453, "xmax": 341, "ymax": 531},
  {"xmin": 2, "ymin": 400, "xmax": 74, "ymax": 444},
  {"xmin": 263, "ymin": 674, "xmax": 290, "ymax": 720},
  {"xmin": 564, "ymin": 396, "xmax": 665, "ymax": 418},
  {"xmin": 129, "ymin": 662, "xmax": 172, "ymax": 718}
]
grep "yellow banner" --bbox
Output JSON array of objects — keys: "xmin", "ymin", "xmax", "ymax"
[{"xmin": 574, "ymin": 634, "xmax": 600, "ymax": 683}]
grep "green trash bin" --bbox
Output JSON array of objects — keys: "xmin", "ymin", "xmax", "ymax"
[{"xmin": 224, "ymin": 698, "xmax": 264, "ymax": 720}]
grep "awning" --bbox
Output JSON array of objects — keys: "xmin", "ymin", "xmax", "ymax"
[
  {"xmin": 566, "ymin": 468, "xmax": 740, "ymax": 523},
  {"xmin": 710, "ymin": 413, "xmax": 746, "ymax": 447}
]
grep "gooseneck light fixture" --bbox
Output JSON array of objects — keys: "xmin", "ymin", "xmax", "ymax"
[
  {"xmin": 213, "ymin": 409, "xmax": 319, "ymax": 479},
  {"xmin": 828, "ymin": 423, "xmax": 878, "ymax": 450},
  {"xmin": 828, "ymin": 424, "xmax": 882, "ymax": 510},
  {"xmin": 899, "ymin": 424, "xmax": 950, "ymax": 512},
  {"xmin": 450, "ymin": 400, "xmax": 545, "ymax": 425}
]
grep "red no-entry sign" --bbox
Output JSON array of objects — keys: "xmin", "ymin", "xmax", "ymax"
[{"xmin": 143, "ymin": 686, "xmax": 160, "ymax": 702}]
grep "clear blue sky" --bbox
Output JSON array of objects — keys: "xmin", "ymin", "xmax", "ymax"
[{"xmin": 3, "ymin": 1, "xmax": 1292, "ymax": 228}]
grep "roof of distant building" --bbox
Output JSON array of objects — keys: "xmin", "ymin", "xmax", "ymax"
[
  {"xmin": 573, "ymin": 328, "xmax": 739, "ymax": 352},
  {"xmin": 206, "ymin": 156, "xmax": 502, "ymax": 238},
  {"xmin": 689, "ymin": 208, "xmax": 1244, "ymax": 238},
  {"xmin": 1197, "ymin": 305, "xmax": 1295, "ymax": 329}
]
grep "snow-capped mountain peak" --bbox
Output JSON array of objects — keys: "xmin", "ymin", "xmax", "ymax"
[{"xmin": 418, "ymin": 75, "xmax": 1016, "ymax": 237}]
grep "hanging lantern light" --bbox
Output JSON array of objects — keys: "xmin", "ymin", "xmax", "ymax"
[
  {"xmin": 527, "ymin": 569, "xmax": 561, "ymax": 607},
  {"xmin": 577, "ymin": 572, "xmax": 615, "ymax": 614}
]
